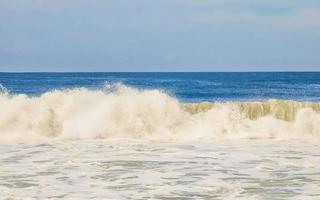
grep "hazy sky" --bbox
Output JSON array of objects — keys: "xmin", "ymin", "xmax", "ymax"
[{"xmin": 0, "ymin": 0, "xmax": 320, "ymax": 72}]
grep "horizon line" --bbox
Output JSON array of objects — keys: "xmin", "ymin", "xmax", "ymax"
[{"xmin": 0, "ymin": 71, "xmax": 319, "ymax": 73}]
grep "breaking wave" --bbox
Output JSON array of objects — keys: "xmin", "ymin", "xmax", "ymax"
[{"xmin": 0, "ymin": 83, "xmax": 319, "ymax": 143}]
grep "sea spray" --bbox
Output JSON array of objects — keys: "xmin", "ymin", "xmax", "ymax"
[
  {"xmin": 0, "ymin": 83, "xmax": 319, "ymax": 143},
  {"xmin": 0, "ymin": 83, "xmax": 9, "ymax": 94}
]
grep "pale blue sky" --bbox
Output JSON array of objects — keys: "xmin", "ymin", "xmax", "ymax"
[{"xmin": 0, "ymin": 0, "xmax": 320, "ymax": 71}]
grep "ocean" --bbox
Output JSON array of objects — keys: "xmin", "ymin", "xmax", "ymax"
[{"xmin": 0, "ymin": 72, "xmax": 320, "ymax": 199}]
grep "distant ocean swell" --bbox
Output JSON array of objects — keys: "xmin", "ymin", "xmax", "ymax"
[{"xmin": 0, "ymin": 83, "xmax": 319, "ymax": 143}]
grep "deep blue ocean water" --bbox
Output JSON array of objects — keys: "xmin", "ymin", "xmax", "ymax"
[{"xmin": 0, "ymin": 72, "xmax": 319, "ymax": 102}]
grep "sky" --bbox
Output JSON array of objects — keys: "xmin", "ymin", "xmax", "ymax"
[{"xmin": 0, "ymin": 0, "xmax": 319, "ymax": 72}]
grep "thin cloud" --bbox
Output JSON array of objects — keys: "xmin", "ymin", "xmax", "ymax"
[{"xmin": 189, "ymin": 9, "xmax": 320, "ymax": 30}]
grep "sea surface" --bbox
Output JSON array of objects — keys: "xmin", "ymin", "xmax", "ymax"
[{"xmin": 0, "ymin": 72, "xmax": 320, "ymax": 199}]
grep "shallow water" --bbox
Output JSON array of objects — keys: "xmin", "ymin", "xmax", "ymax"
[{"xmin": 1, "ymin": 139, "xmax": 320, "ymax": 199}]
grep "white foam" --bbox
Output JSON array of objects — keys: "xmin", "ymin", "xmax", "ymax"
[{"xmin": 0, "ymin": 83, "xmax": 319, "ymax": 143}]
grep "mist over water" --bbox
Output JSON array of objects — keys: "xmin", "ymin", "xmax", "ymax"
[{"xmin": 1, "ymin": 73, "xmax": 320, "ymax": 199}]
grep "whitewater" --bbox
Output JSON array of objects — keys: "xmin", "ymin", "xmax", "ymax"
[
  {"xmin": 1, "ymin": 73, "xmax": 320, "ymax": 199},
  {"xmin": 0, "ymin": 83, "xmax": 319, "ymax": 143}
]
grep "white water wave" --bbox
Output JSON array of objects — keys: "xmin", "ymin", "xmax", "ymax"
[{"xmin": 0, "ymin": 83, "xmax": 319, "ymax": 143}]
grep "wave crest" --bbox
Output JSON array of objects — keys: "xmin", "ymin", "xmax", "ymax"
[{"xmin": 0, "ymin": 84, "xmax": 319, "ymax": 143}]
